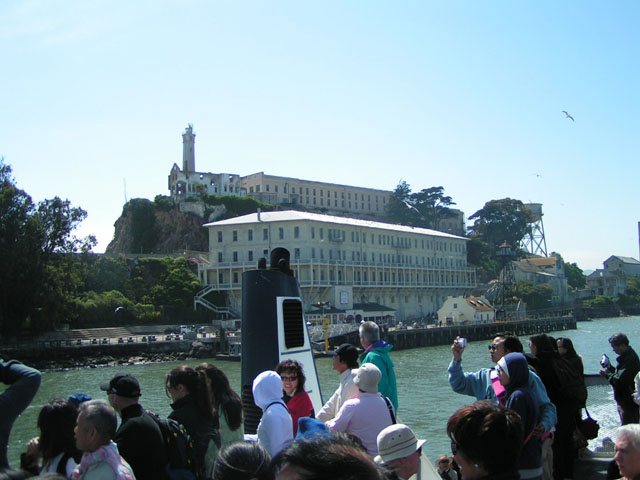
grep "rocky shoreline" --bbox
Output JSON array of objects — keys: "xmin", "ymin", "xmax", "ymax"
[{"xmin": 19, "ymin": 341, "xmax": 234, "ymax": 372}]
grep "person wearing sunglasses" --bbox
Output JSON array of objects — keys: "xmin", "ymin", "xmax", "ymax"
[
  {"xmin": 448, "ymin": 333, "xmax": 557, "ymax": 439},
  {"xmin": 275, "ymin": 360, "xmax": 314, "ymax": 436}
]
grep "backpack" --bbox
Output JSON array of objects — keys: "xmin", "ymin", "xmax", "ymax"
[
  {"xmin": 146, "ymin": 411, "xmax": 200, "ymax": 480},
  {"xmin": 552, "ymin": 357, "xmax": 587, "ymax": 407}
]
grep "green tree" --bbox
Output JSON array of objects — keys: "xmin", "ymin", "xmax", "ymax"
[
  {"xmin": 0, "ymin": 158, "xmax": 95, "ymax": 335},
  {"xmin": 469, "ymin": 198, "xmax": 533, "ymax": 256},
  {"xmin": 410, "ymin": 186, "xmax": 457, "ymax": 230},
  {"xmin": 549, "ymin": 252, "xmax": 586, "ymax": 289},
  {"xmin": 123, "ymin": 198, "xmax": 158, "ymax": 253},
  {"xmin": 385, "ymin": 181, "xmax": 458, "ymax": 231},
  {"xmin": 83, "ymin": 255, "xmax": 131, "ymax": 294},
  {"xmin": 514, "ymin": 282, "xmax": 553, "ymax": 310},
  {"xmin": 385, "ymin": 181, "xmax": 417, "ymax": 225},
  {"xmin": 583, "ymin": 296, "xmax": 620, "ymax": 318}
]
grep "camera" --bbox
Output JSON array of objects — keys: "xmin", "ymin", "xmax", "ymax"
[
  {"xmin": 457, "ymin": 337, "xmax": 467, "ymax": 348},
  {"xmin": 600, "ymin": 354, "xmax": 610, "ymax": 368}
]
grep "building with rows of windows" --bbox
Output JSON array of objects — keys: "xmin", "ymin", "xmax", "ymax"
[
  {"xmin": 198, "ymin": 210, "xmax": 476, "ymax": 323},
  {"xmin": 168, "ymin": 125, "xmax": 466, "ymax": 236}
]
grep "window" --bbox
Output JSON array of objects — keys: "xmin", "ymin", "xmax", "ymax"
[
  {"xmin": 233, "ymin": 272, "xmax": 239, "ymax": 283},
  {"xmin": 279, "ymin": 227, "xmax": 284, "ymax": 240},
  {"xmin": 218, "ymin": 252, "xmax": 223, "ymax": 262},
  {"xmin": 312, "ymin": 248, "xmax": 316, "ymax": 259},
  {"xmin": 263, "ymin": 228, "xmax": 269, "ymax": 240},
  {"xmin": 233, "ymin": 251, "xmax": 238, "ymax": 262},
  {"xmin": 266, "ymin": 184, "xmax": 270, "ymax": 192},
  {"xmin": 233, "ymin": 230, "xmax": 238, "ymax": 242},
  {"xmin": 294, "ymin": 248, "xmax": 300, "ymax": 259},
  {"xmin": 218, "ymin": 273, "xmax": 223, "ymax": 283},
  {"xmin": 275, "ymin": 185, "xmax": 279, "ymax": 192},
  {"xmin": 248, "ymin": 251, "xmax": 254, "ymax": 261},
  {"xmin": 294, "ymin": 226, "xmax": 299, "ymax": 238},
  {"xmin": 263, "ymin": 249, "xmax": 268, "ymax": 256},
  {"xmin": 256, "ymin": 185, "xmax": 261, "ymax": 192},
  {"xmin": 311, "ymin": 227, "xmax": 315, "ymax": 239},
  {"xmin": 217, "ymin": 231, "xmax": 223, "ymax": 243},
  {"xmin": 248, "ymin": 230, "xmax": 253, "ymax": 241}
]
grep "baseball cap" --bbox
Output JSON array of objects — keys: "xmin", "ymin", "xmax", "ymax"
[
  {"xmin": 100, "ymin": 374, "xmax": 141, "ymax": 398},
  {"xmin": 334, "ymin": 343, "xmax": 359, "ymax": 365}
]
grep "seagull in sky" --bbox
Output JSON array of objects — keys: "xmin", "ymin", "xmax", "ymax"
[{"xmin": 562, "ymin": 110, "xmax": 574, "ymax": 121}]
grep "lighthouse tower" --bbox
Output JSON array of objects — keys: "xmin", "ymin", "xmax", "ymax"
[{"xmin": 182, "ymin": 124, "xmax": 195, "ymax": 173}]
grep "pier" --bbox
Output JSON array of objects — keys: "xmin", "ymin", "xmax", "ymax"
[{"xmin": 329, "ymin": 316, "xmax": 577, "ymax": 351}]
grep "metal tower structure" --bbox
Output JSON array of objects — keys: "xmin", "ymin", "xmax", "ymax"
[
  {"xmin": 495, "ymin": 242, "xmax": 516, "ymax": 321},
  {"xmin": 521, "ymin": 202, "xmax": 548, "ymax": 257}
]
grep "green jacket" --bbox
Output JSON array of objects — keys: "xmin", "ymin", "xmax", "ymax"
[{"xmin": 360, "ymin": 341, "xmax": 398, "ymax": 410}]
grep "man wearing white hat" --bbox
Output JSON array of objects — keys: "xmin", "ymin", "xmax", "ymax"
[
  {"xmin": 376, "ymin": 424, "xmax": 441, "ymax": 480},
  {"xmin": 325, "ymin": 363, "xmax": 396, "ymax": 456}
]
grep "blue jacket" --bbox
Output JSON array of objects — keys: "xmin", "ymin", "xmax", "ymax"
[
  {"xmin": 360, "ymin": 341, "xmax": 398, "ymax": 410},
  {"xmin": 501, "ymin": 353, "xmax": 542, "ymax": 479},
  {"xmin": 448, "ymin": 358, "xmax": 557, "ymax": 431},
  {"xmin": 0, "ymin": 359, "xmax": 41, "ymax": 468}
]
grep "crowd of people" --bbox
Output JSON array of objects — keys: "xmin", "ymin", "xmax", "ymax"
[{"xmin": 2, "ymin": 322, "xmax": 640, "ymax": 480}]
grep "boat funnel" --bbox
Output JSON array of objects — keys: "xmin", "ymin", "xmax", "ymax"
[{"xmin": 241, "ymin": 248, "xmax": 323, "ymax": 434}]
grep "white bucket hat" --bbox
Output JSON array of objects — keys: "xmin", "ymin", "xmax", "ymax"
[
  {"xmin": 353, "ymin": 363, "xmax": 381, "ymax": 394},
  {"xmin": 375, "ymin": 424, "xmax": 427, "ymax": 464}
]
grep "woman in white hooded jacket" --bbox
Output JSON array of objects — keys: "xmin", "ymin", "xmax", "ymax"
[{"xmin": 251, "ymin": 371, "xmax": 293, "ymax": 456}]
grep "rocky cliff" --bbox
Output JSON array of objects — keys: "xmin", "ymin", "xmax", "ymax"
[{"xmin": 106, "ymin": 198, "xmax": 209, "ymax": 254}]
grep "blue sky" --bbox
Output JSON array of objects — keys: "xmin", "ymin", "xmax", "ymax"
[{"xmin": 1, "ymin": 1, "xmax": 638, "ymax": 271}]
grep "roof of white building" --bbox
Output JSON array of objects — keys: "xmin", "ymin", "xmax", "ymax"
[
  {"xmin": 465, "ymin": 297, "xmax": 494, "ymax": 311},
  {"xmin": 605, "ymin": 255, "xmax": 640, "ymax": 265},
  {"xmin": 203, "ymin": 210, "xmax": 467, "ymax": 240}
]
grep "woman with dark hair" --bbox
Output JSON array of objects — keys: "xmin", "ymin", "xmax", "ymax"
[
  {"xmin": 557, "ymin": 337, "xmax": 584, "ymax": 376},
  {"xmin": 20, "ymin": 399, "xmax": 81, "ymax": 478},
  {"xmin": 213, "ymin": 442, "xmax": 274, "ymax": 480},
  {"xmin": 275, "ymin": 360, "xmax": 314, "ymax": 436},
  {"xmin": 195, "ymin": 363, "xmax": 243, "ymax": 477},
  {"xmin": 446, "ymin": 400, "xmax": 523, "ymax": 480},
  {"xmin": 529, "ymin": 333, "xmax": 578, "ymax": 480},
  {"xmin": 166, "ymin": 365, "xmax": 219, "ymax": 477}
]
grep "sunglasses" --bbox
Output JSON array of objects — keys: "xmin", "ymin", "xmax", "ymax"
[
  {"xmin": 281, "ymin": 375, "xmax": 298, "ymax": 382},
  {"xmin": 488, "ymin": 345, "xmax": 498, "ymax": 351}
]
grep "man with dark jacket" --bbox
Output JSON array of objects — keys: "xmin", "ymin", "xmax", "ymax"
[
  {"xmin": 0, "ymin": 358, "xmax": 41, "ymax": 468},
  {"xmin": 600, "ymin": 333, "xmax": 640, "ymax": 425},
  {"xmin": 101, "ymin": 374, "xmax": 167, "ymax": 480}
]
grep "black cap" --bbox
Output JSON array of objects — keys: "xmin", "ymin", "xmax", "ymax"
[
  {"xmin": 334, "ymin": 344, "xmax": 359, "ymax": 365},
  {"xmin": 100, "ymin": 374, "xmax": 141, "ymax": 398}
]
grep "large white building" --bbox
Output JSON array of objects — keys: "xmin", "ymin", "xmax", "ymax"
[{"xmin": 198, "ymin": 210, "xmax": 476, "ymax": 322}]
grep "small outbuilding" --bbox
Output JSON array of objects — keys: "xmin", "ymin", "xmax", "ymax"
[{"xmin": 437, "ymin": 296, "xmax": 495, "ymax": 325}]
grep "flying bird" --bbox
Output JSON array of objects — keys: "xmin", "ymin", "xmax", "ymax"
[{"xmin": 562, "ymin": 110, "xmax": 574, "ymax": 121}]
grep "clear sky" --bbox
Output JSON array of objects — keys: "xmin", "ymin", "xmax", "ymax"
[{"xmin": 2, "ymin": 1, "xmax": 638, "ymax": 271}]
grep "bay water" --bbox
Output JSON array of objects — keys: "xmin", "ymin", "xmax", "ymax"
[{"xmin": 5, "ymin": 315, "xmax": 640, "ymax": 467}]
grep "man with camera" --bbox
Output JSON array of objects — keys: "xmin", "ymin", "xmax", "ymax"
[
  {"xmin": 600, "ymin": 333, "xmax": 640, "ymax": 425},
  {"xmin": 448, "ymin": 333, "xmax": 557, "ymax": 434}
]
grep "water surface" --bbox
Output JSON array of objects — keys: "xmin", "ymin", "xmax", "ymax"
[{"xmin": 5, "ymin": 315, "xmax": 639, "ymax": 466}]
